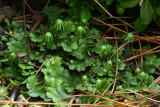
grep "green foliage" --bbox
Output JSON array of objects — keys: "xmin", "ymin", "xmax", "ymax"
[
  {"xmin": 0, "ymin": 86, "xmax": 8, "ymax": 100},
  {"xmin": 122, "ymin": 70, "xmax": 154, "ymax": 91},
  {"xmin": 93, "ymin": 44, "xmax": 113, "ymax": 57},
  {"xmin": 66, "ymin": 0, "xmax": 78, "ymax": 6},
  {"xmin": 61, "ymin": 35, "xmax": 78, "ymax": 52},
  {"xmin": 27, "ymin": 76, "xmax": 45, "ymax": 98},
  {"xmin": 124, "ymin": 33, "xmax": 134, "ymax": 43},
  {"xmin": 135, "ymin": 17, "xmax": 148, "ymax": 33},
  {"xmin": 156, "ymin": 5, "xmax": 160, "ymax": 16},
  {"xmin": 65, "ymin": 0, "xmax": 160, "ymax": 32},
  {"xmin": 81, "ymin": 7, "xmax": 91, "ymax": 25},
  {"xmin": 71, "ymin": 43, "xmax": 87, "ymax": 60},
  {"xmin": 54, "ymin": 19, "xmax": 64, "ymax": 31},
  {"xmin": 44, "ymin": 32, "xmax": 53, "ymax": 43},
  {"xmin": 30, "ymin": 33, "xmax": 43, "ymax": 42},
  {"xmin": 135, "ymin": 68, "xmax": 141, "ymax": 74},
  {"xmin": 106, "ymin": 0, "xmax": 113, "ymax": 6},
  {"xmin": 63, "ymin": 21, "xmax": 76, "ymax": 33},
  {"xmin": 96, "ymin": 78, "xmax": 110, "ymax": 91},
  {"xmin": 119, "ymin": 0, "xmax": 140, "ymax": 8},
  {"xmin": 42, "ymin": 57, "xmax": 72, "ymax": 82},
  {"xmin": 42, "ymin": 7, "xmax": 62, "ymax": 31},
  {"xmin": 41, "ymin": 57, "xmax": 73, "ymax": 102},
  {"xmin": 116, "ymin": 3, "xmax": 126, "ymax": 15},
  {"xmin": 1, "ymin": 1, "xmax": 160, "ymax": 105},
  {"xmin": 117, "ymin": 59, "xmax": 126, "ymax": 70},
  {"xmin": 142, "ymin": 54, "xmax": 160, "ymax": 74},
  {"xmin": 76, "ymin": 26, "xmax": 86, "ymax": 35},
  {"xmin": 18, "ymin": 63, "xmax": 34, "ymax": 69},
  {"xmin": 140, "ymin": 0, "xmax": 154, "ymax": 24}
]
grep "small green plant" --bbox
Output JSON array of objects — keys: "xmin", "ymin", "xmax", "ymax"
[
  {"xmin": 0, "ymin": 1, "xmax": 160, "ymax": 106},
  {"xmin": 54, "ymin": 19, "xmax": 64, "ymax": 31},
  {"xmin": 1, "ymin": 17, "xmax": 158, "ymax": 104},
  {"xmin": 124, "ymin": 33, "xmax": 134, "ymax": 43}
]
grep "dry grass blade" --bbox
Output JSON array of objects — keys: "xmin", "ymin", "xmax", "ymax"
[
  {"xmin": 94, "ymin": 0, "xmax": 134, "ymax": 28},
  {"xmin": 91, "ymin": 16, "xmax": 160, "ymax": 45},
  {"xmin": 0, "ymin": 100, "xmax": 110, "ymax": 106},
  {"xmin": 77, "ymin": 88, "xmax": 137, "ymax": 107},
  {"xmin": 120, "ymin": 88, "xmax": 160, "ymax": 103},
  {"xmin": 123, "ymin": 45, "xmax": 160, "ymax": 63},
  {"xmin": 108, "ymin": 42, "xmax": 128, "ymax": 61}
]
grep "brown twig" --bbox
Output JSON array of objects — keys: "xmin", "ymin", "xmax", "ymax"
[
  {"xmin": 94, "ymin": 0, "xmax": 134, "ymax": 28},
  {"xmin": 111, "ymin": 29, "xmax": 119, "ymax": 93},
  {"xmin": 120, "ymin": 88, "xmax": 160, "ymax": 103},
  {"xmin": 94, "ymin": 0, "xmax": 113, "ymax": 17},
  {"xmin": 23, "ymin": 0, "xmax": 34, "ymax": 12},
  {"xmin": 131, "ymin": 45, "xmax": 138, "ymax": 68},
  {"xmin": 91, "ymin": 16, "xmax": 160, "ymax": 45},
  {"xmin": 88, "ymin": 36, "xmax": 124, "ymax": 39},
  {"xmin": 123, "ymin": 45, "xmax": 160, "ymax": 63},
  {"xmin": 108, "ymin": 42, "xmax": 128, "ymax": 61},
  {"xmin": 0, "ymin": 100, "xmax": 110, "ymax": 106},
  {"xmin": 23, "ymin": 0, "xmax": 31, "ymax": 55},
  {"xmin": 77, "ymin": 88, "xmax": 137, "ymax": 107},
  {"xmin": 135, "ymin": 25, "xmax": 143, "ymax": 72}
]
